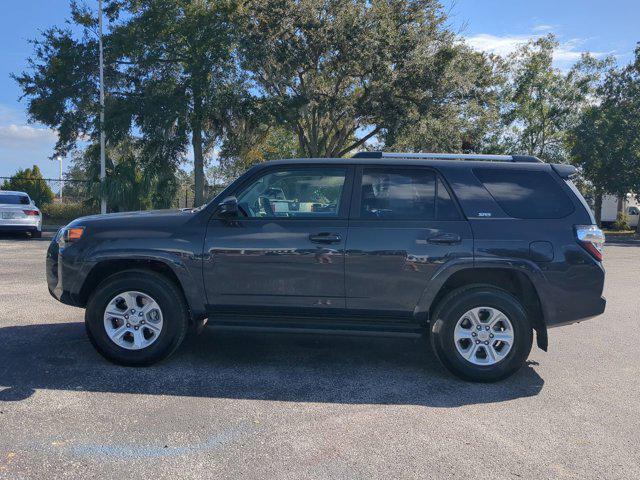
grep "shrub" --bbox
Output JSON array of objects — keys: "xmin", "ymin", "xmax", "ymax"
[
  {"xmin": 41, "ymin": 202, "xmax": 94, "ymax": 225},
  {"xmin": 612, "ymin": 212, "xmax": 630, "ymax": 231}
]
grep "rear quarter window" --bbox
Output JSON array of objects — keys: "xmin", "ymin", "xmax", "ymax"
[{"xmin": 473, "ymin": 168, "xmax": 574, "ymax": 219}]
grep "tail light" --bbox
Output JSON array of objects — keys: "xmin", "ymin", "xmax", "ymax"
[
  {"xmin": 575, "ymin": 225, "xmax": 605, "ymax": 261},
  {"xmin": 22, "ymin": 209, "xmax": 40, "ymax": 216}
]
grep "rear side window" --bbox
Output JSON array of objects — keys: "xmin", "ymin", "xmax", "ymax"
[
  {"xmin": 473, "ymin": 169, "xmax": 574, "ymax": 219},
  {"xmin": 359, "ymin": 168, "xmax": 459, "ymax": 220}
]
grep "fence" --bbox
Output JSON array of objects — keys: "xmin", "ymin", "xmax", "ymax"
[
  {"xmin": 1, "ymin": 176, "xmax": 96, "ymax": 226},
  {"xmin": 1, "ymin": 176, "xmax": 227, "ymax": 225},
  {"xmin": 0, "ymin": 176, "xmax": 91, "ymax": 204},
  {"xmin": 175, "ymin": 183, "xmax": 227, "ymax": 209}
]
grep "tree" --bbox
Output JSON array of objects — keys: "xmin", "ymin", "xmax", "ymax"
[
  {"xmin": 241, "ymin": 0, "xmax": 480, "ymax": 158},
  {"xmin": 569, "ymin": 44, "xmax": 640, "ymax": 229},
  {"xmin": 73, "ymin": 138, "xmax": 179, "ymax": 212},
  {"xmin": 390, "ymin": 47, "xmax": 507, "ymax": 153},
  {"xmin": 617, "ymin": 44, "xmax": 640, "ymax": 233},
  {"xmin": 1, "ymin": 165, "xmax": 55, "ymax": 207},
  {"xmin": 569, "ymin": 105, "xmax": 621, "ymax": 225},
  {"xmin": 502, "ymin": 35, "xmax": 611, "ymax": 163},
  {"xmin": 15, "ymin": 0, "xmax": 242, "ymax": 207},
  {"xmin": 218, "ymin": 119, "xmax": 300, "ymax": 181}
]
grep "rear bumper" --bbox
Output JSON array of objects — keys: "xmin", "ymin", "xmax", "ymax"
[
  {"xmin": 542, "ymin": 256, "xmax": 606, "ymax": 328},
  {"xmin": 547, "ymin": 295, "xmax": 606, "ymax": 328},
  {"xmin": 0, "ymin": 217, "xmax": 41, "ymax": 231},
  {"xmin": 0, "ymin": 225, "xmax": 39, "ymax": 232}
]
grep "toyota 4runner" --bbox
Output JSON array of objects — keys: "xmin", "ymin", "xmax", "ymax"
[{"xmin": 47, "ymin": 152, "xmax": 606, "ymax": 381}]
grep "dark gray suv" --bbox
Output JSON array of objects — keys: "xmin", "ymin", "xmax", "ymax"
[{"xmin": 47, "ymin": 152, "xmax": 606, "ymax": 381}]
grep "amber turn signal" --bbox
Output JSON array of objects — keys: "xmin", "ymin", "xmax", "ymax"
[{"xmin": 65, "ymin": 227, "xmax": 85, "ymax": 242}]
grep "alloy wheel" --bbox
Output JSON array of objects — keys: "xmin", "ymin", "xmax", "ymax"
[
  {"xmin": 103, "ymin": 291, "xmax": 164, "ymax": 350},
  {"xmin": 453, "ymin": 306, "xmax": 514, "ymax": 366}
]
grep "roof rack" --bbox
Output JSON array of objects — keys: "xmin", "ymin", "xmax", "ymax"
[{"xmin": 351, "ymin": 151, "xmax": 542, "ymax": 163}]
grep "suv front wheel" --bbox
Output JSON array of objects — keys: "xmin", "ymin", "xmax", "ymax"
[
  {"xmin": 85, "ymin": 270, "xmax": 189, "ymax": 366},
  {"xmin": 430, "ymin": 285, "xmax": 533, "ymax": 382}
]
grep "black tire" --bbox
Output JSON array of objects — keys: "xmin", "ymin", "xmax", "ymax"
[
  {"xmin": 430, "ymin": 285, "xmax": 533, "ymax": 382},
  {"xmin": 31, "ymin": 230, "xmax": 42, "ymax": 239},
  {"xmin": 85, "ymin": 269, "xmax": 189, "ymax": 366}
]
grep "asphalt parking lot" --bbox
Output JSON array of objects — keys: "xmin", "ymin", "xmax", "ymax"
[{"xmin": 0, "ymin": 234, "xmax": 639, "ymax": 479}]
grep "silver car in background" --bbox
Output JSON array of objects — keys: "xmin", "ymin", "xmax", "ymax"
[{"xmin": 0, "ymin": 191, "xmax": 42, "ymax": 238}]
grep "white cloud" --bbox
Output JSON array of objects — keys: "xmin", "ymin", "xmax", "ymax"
[
  {"xmin": 465, "ymin": 33, "xmax": 533, "ymax": 57},
  {"xmin": 464, "ymin": 31, "xmax": 605, "ymax": 68},
  {"xmin": 532, "ymin": 24, "xmax": 556, "ymax": 33},
  {"xmin": 0, "ymin": 124, "xmax": 57, "ymax": 142},
  {"xmin": 0, "ymin": 105, "xmax": 62, "ymax": 178}
]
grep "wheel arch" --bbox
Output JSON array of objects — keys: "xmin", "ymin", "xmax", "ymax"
[
  {"xmin": 77, "ymin": 257, "xmax": 206, "ymax": 325},
  {"xmin": 421, "ymin": 266, "xmax": 548, "ymax": 351}
]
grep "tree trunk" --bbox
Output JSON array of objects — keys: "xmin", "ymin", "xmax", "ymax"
[
  {"xmin": 617, "ymin": 195, "xmax": 624, "ymax": 215},
  {"xmin": 594, "ymin": 191, "xmax": 603, "ymax": 227},
  {"xmin": 192, "ymin": 126, "xmax": 205, "ymax": 207}
]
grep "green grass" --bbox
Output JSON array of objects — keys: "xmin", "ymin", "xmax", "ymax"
[{"xmin": 603, "ymin": 229, "xmax": 637, "ymax": 235}]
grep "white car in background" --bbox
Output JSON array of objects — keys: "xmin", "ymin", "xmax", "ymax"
[{"xmin": 0, "ymin": 191, "xmax": 42, "ymax": 238}]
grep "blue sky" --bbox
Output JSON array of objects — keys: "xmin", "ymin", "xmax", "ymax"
[{"xmin": 0, "ymin": 0, "xmax": 638, "ymax": 178}]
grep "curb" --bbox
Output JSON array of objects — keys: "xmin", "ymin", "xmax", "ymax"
[{"xmin": 605, "ymin": 233, "xmax": 640, "ymax": 245}]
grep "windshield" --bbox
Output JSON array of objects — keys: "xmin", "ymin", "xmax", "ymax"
[{"xmin": 0, "ymin": 193, "xmax": 30, "ymax": 205}]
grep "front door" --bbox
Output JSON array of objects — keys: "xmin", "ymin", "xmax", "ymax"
[
  {"xmin": 345, "ymin": 166, "xmax": 473, "ymax": 318},
  {"xmin": 203, "ymin": 165, "xmax": 353, "ymax": 315}
]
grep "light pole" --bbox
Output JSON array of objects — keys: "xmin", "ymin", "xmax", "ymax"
[
  {"xmin": 98, "ymin": 0, "xmax": 107, "ymax": 214},
  {"xmin": 57, "ymin": 156, "xmax": 63, "ymax": 201}
]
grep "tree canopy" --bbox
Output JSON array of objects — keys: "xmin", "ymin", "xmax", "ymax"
[
  {"xmin": 12, "ymin": 1, "xmax": 640, "ymax": 221},
  {"xmin": 1, "ymin": 165, "xmax": 55, "ymax": 207},
  {"xmin": 570, "ymin": 44, "xmax": 640, "ymax": 229}
]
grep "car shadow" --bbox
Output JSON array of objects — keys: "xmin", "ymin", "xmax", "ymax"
[
  {"xmin": 0, "ymin": 232, "xmax": 52, "ymax": 242},
  {"xmin": 0, "ymin": 322, "xmax": 544, "ymax": 406}
]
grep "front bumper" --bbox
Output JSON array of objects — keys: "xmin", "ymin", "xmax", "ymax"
[{"xmin": 46, "ymin": 234, "xmax": 85, "ymax": 307}]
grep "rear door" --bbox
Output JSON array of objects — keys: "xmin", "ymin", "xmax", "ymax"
[
  {"xmin": 203, "ymin": 164, "xmax": 353, "ymax": 314},
  {"xmin": 345, "ymin": 166, "xmax": 473, "ymax": 318}
]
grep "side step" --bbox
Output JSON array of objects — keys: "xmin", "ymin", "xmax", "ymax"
[{"xmin": 206, "ymin": 315, "xmax": 426, "ymax": 338}]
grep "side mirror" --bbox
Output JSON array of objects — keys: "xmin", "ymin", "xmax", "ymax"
[{"xmin": 217, "ymin": 196, "xmax": 239, "ymax": 217}]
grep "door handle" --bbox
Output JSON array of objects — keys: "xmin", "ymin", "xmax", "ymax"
[
  {"xmin": 309, "ymin": 233, "xmax": 342, "ymax": 244},
  {"xmin": 427, "ymin": 233, "xmax": 461, "ymax": 245}
]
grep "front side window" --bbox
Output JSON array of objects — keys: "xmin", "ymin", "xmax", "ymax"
[{"xmin": 236, "ymin": 168, "xmax": 347, "ymax": 218}]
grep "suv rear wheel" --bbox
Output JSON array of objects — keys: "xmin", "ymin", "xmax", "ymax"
[
  {"xmin": 430, "ymin": 285, "xmax": 533, "ymax": 382},
  {"xmin": 85, "ymin": 270, "xmax": 189, "ymax": 366}
]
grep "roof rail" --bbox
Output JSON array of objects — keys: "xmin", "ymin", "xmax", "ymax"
[{"xmin": 351, "ymin": 151, "xmax": 542, "ymax": 163}]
